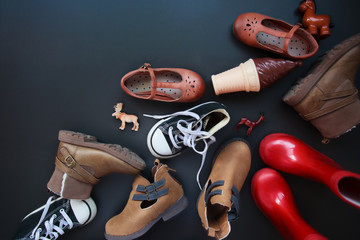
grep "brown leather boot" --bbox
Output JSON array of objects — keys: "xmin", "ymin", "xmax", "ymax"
[
  {"xmin": 105, "ymin": 159, "xmax": 188, "ymax": 240},
  {"xmin": 283, "ymin": 33, "xmax": 360, "ymax": 143},
  {"xmin": 197, "ymin": 139, "xmax": 251, "ymax": 240},
  {"xmin": 47, "ymin": 130, "xmax": 146, "ymax": 199}
]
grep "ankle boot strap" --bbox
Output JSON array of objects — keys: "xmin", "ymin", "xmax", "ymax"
[
  {"xmin": 132, "ymin": 178, "xmax": 169, "ymax": 201},
  {"xmin": 55, "ymin": 147, "xmax": 100, "ymax": 185},
  {"xmin": 301, "ymin": 88, "xmax": 358, "ymax": 121},
  {"xmin": 205, "ymin": 180, "xmax": 241, "ymax": 222}
]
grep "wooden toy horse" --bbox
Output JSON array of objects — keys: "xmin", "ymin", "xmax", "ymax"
[
  {"xmin": 299, "ymin": 0, "xmax": 331, "ymax": 38},
  {"xmin": 112, "ymin": 103, "xmax": 139, "ymax": 131}
]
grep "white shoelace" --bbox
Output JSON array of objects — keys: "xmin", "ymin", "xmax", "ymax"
[
  {"xmin": 30, "ymin": 196, "xmax": 74, "ymax": 240},
  {"xmin": 144, "ymin": 111, "xmax": 216, "ymax": 190}
]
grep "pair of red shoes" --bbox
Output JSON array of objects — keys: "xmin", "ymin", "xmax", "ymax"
[{"xmin": 252, "ymin": 133, "xmax": 360, "ymax": 239}]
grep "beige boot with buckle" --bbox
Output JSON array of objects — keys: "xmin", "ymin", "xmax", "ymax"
[
  {"xmin": 47, "ymin": 130, "xmax": 146, "ymax": 199},
  {"xmin": 197, "ymin": 139, "xmax": 251, "ymax": 240},
  {"xmin": 105, "ymin": 159, "xmax": 188, "ymax": 240}
]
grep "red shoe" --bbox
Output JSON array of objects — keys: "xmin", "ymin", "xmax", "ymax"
[
  {"xmin": 251, "ymin": 168, "xmax": 327, "ymax": 240},
  {"xmin": 259, "ymin": 133, "xmax": 360, "ymax": 209}
]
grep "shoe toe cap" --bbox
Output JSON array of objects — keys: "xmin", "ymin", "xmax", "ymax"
[
  {"xmin": 149, "ymin": 129, "xmax": 173, "ymax": 157},
  {"xmin": 70, "ymin": 197, "xmax": 97, "ymax": 225},
  {"xmin": 180, "ymin": 70, "xmax": 205, "ymax": 102}
]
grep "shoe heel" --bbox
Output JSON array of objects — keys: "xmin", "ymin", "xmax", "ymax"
[
  {"xmin": 47, "ymin": 166, "xmax": 93, "ymax": 200},
  {"xmin": 162, "ymin": 195, "xmax": 188, "ymax": 221}
]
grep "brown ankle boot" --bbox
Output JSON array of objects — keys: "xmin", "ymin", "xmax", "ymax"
[
  {"xmin": 105, "ymin": 159, "xmax": 188, "ymax": 240},
  {"xmin": 47, "ymin": 130, "xmax": 146, "ymax": 199},
  {"xmin": 283, "ymin": 33, "xmax": 360, "ymax": 143},
  {"xmin": 197, "ymin": 139, "xmax": 251, "ymax": 240}
]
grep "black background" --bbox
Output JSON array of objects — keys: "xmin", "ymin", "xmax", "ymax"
[{"xmin": 1, "ymin": 0, "xmax": 360, "ymax": 239}]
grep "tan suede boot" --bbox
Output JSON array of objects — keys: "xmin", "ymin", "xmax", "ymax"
[
  {"xmin": 283, "ymin": 33, "xmax": 360, "ymax": 143},
  {"xmin": 47, "ymin": 130, "xmax": 146, "ymax": 200},
  {"xmin": 197, "ymin": 139, "xmax": 251, "ymax": 240},
  {"xmin": 105, "ymin": 159, "xmax": 188, "ymax": 240}
]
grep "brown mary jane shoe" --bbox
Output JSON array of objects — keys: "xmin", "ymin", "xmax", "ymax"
[
  {"xmin": 121, "ymin": 63, "xmax": 205, "ymax": 102},
  {"xmin": 233, "ymin": 12, "xmax": 318, "ymax": 60}
]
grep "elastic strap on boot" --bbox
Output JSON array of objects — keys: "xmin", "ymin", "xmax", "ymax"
[
  {"xmin": 55, "ymin": 147, "xmax": 99, "ymax": 185},
  {"xmin": 301, "ymin": 88, "xmax": 358, "ymax": 121}
]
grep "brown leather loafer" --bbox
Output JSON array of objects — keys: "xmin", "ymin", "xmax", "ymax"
[
  {"xmin": 283, "ymin": 33, "xmax": 360, "ymax": 143},
  {"xmin": 105, "ymin": 159, "xmax": 188, "ymax": 240},
  {"xmin": 233, "ymin": 13, "xmax": 318, "ymax": 59},
  {"xmin": 47, "ymin": 130, "xmax": 146, "ymax": 199},
  {"xmin": 121, "ymin": 63, "xmax": 205, "ymax": 102},
  {"xmin": 197, "ymin": 139, "xmax": 251, "ymax": 240}
]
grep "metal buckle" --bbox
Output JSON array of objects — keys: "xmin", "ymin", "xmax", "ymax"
[
  {"xmin": 145, "ymin": 190, "xmax": 158, "ymax": 201},
  {"xmin": 141, "ymin": 63, "xmax": 151, "ymax": 69},
  {"xmin": 154, "ymin": 190, "xmax": 158, "ymax": 199},
  {"xmin": 145, "ymin": 183, "xmax": 156, "ymax": 193},
  {"xmin": 145, "ymin": 192, "xmax": 150, "ymax": 201},
  {"xmin": 64, "ymin": 155, "xmax": 76, "ymax": 168}
]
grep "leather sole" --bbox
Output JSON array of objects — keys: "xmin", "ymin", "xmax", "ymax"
[
  {"xmin": 58, "ymin": 130, "xmax": 146, "ymax": 170},
  {"xmin": 283, "ymin": 33, "xmax": 360, "ymax": 106}
]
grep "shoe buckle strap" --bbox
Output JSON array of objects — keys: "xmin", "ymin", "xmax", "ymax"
[
  {"xmin": 139, "ymin": 63, "xmax": 157, "ymax": 99},
  {"xmin": 132, "ymin": 178, "xmax": 168, "ymax": 201},
  {"xmin": 204, "ymin": 180, "xmax": 224, "ymax": 204},
  {"xmin": 228, "ymin": 185, "xmax": 241, "ymax": 222},
  {"xmin": 132, "ymin": 188, "xmax": 168, "ymax": 201},
  {"xmin": 136, "ymin": 178, "xmax": 165, "ymax": 192},
  {"xmin": 55, "ymin": 147, "xmax": 99, "ymax": 185},
  {"xmin": 283, "ymin": 23, "xmax": 301, "ymax": 54},
  {"xmin": 140, "ymin": 63, "xmax": 151, "ymax": 69},
  {"xmin": 204, "ymin": 181, "xmax": 241, "ymax": 222},
  {"xmin": 64, "ymin": 154, "xmax": 76, "ymax": 168}
]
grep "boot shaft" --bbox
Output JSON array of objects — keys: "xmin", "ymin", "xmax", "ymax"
[
  {"xmin": 293, "ymin": 45, "xmax": 360, "ymax": 115},
  {"xmin": 251, "ymin": 168, "xmax": 327, "ymax": 240},
  {"xmin": 260, "ymin": 133, "xmax": 360, "ymax": 209}
]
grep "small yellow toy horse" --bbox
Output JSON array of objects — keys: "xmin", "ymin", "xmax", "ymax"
[
  {"xmin": 112, "ymin": 103, "xmax": 139, "ymax": 131},
  {"xmin": 299, "ymin": 0, "xmax": 331, "ymax": 38}
]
